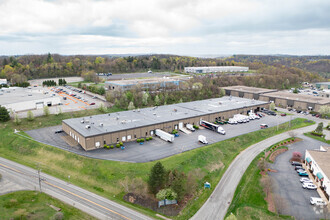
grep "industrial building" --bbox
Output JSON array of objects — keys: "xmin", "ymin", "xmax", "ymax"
[
  {"xmin": 223, "ymin": 86, "xmax": 277, "ymax": 100},
  {"xmin": 184, "ymin": 66, "xmax": 249, "ymax": 74},
  {"xmin": 223, "ymin": 86, "xmax": 330, "ymax": 112},
  {"xmin": 0, "ymin": 87, "xmax": 61, "ymax": 112},
  {"xmin": 0, "ymin": 79, "xmax": 7, "ymax": 85},
  {"xmin": 105, "ymin": 78, "xmax": 182, "ymax": 91},
  {"xmin": 315, "ymin": 82, "xmax": 330, "ymax": 90},
  {"xmin": 305, "ymin": 146, "xmax": 330, "ymax": 201},
  {"xmin": 62, "ymin": 96, "xmax": 268, "ymax": 151}
]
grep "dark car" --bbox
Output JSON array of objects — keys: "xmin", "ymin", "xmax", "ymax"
[
  {"xmin": 90, "ymin": 102, "xmax": 95, "ymax": 105},
  {"xmin": 260, "ymin": 124, "xmax": 268, "ymax": 129},
  {"xmin": 295, "ymin": 166, "xmax": 303, "ymax": 170},
  {"xmin": 281, "ymin": 113, "xmax": 287, "ymax": 116}
]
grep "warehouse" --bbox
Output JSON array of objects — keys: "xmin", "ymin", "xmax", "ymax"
[
  {"xmin": 184, "ymin": 66, "xmax": 249, "ymax": 74},
  {"xmin": 259, "ymin": 91, "xmax": 330, "ymax": 112},
  {"xmin": 105, "ymin": 78, "xmax": 182, "ymax": 91},
  {"xmin": 0, "ymin": 87, "xmax": 61, "ymax": 112},
  {"xmin": 62, "ymin": 96, "xmax": 268, "ymax": 151},
  {"xmin": 305, "ymin": 146, "xmax": 330, "ymax": 201},
  {"xmin": 315, "ymin": 82, "xmax": 330, "ymax": 90},
  {"xmin": 222, "ymin": 86, "xmax": 277, "ymax": 100}
]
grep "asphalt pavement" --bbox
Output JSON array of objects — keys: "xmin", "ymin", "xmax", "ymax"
[
  {"xmin": 0, "ymin": 157, "xmax": 152, "ymax": 220},
  {"xmin": 269, "ymin": 136, "xmax": 326, "ymax": 219}
]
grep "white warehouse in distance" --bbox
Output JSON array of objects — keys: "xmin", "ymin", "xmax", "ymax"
[
  {"xmin": 184, "ymin": 66, "xmax": 249, "ymax": 74},
  {"xmin": 0, "ymin": 87, "xmax": 61, "ymax": 112}
]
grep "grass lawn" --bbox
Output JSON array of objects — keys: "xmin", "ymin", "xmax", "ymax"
[
  {"xmin": 225, "ymin": 139, "xmax": 296, "ymax": 220},
  {"xmin": 0, "ymin": 191, "xmax": 96, "ymax": 219},
  {"xmin": 304, "ymin": 132, "xmax": 330, "ymax": 144},
  {"xmin": 0, "ymin": 114, "xmax": 314, "ymax": 219}
]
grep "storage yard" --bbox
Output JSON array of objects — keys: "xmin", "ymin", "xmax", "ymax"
[{"xmin": 62, "ymin": 96, "xmax": 269, "ymax": 151}]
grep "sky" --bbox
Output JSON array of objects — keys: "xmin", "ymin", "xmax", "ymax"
[{"xmin": 0, "ymin": 0, "xmax": 329, "ymax": 56}]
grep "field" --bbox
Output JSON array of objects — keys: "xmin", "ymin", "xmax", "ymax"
[
  {"xmin": 0, "ymin": 109, "xmax": 314, "ymax": 219},
  {"xmin": 0, "ymin": 191, "xmax": 96, "ymax": 219}
]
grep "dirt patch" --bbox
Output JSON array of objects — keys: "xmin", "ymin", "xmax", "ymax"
[
  {"xmin": 123, "ymin": 193, "xmax": 192, "ymax": 216},
  {"xmin": 269, "ymin": 148, "xmax": 288, "ymax": 162},
  {"xmin": 208, "ymin": 161, "xmax": 224, "ymax": 172}
]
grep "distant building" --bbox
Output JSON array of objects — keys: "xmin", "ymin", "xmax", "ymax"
[
  {"xmin": 0, "ymin": 79, "xmax": 7, "ymax": 85},
  {"xmin": 305, "ymin": 146, "xmax": 330, "ymax": 201},
  {"xmin": 184, "ymin": 66, "xmax": 249, "ymax": 74},
  {"xmin": 105, "ymin": 78, "xmax": 181, "ymax": 91},
  {"xmin": 315, "ymin": 82, "xmax": 330, "ymax": 90}
]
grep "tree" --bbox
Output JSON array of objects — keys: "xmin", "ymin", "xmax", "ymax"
[
  {"xmin": 154, "ymin": 95, "xmax": 160, "ymax": 106},
  {"xmin": 220, "ymin": 88, "xmax": 226, "ymax": 97},
  {"xmin": 27, "ymin": 110, "xmax": 34, "ymax": 121},
  {"xmin": 319, "ymin": 105, "xmax": 330, "ymax": 117},
  {"xmin": 291, "ymin": 151, "xmax": 302, "ymax": 161},
  {"xmin": 98, "ymin": 103, "xmax": 107, "ymax": 113},
  {"xmin": 142, "ymin": 92, "xmax": 149, "ymax": 106},
  {"xmin": 156, "ymin": 188, "xmax": 177, "ymax": 201},
  {"xmin": 167, "ymin": 169, "xmax": 186, "ymax": 201},
  {"xmin": 14, "ymin": 114, "xmax": 21, "ymax": 125},
  {"xmin": 148, "ymin": 162, "xmax": 166, "ymax": 194},
  {"xmin": 127, "ymin": 101, "xmax": 135, "ymax": 110},
  {"xmin": 0, "ymin": 106, "xmax": 10, "ymax": 122},
  {"xmin": 43, "ymin": 106, "xmax": 50, "ymax": 116},
  {"xmin": 269, "ymin": 102, "xmax": 275, "ymax": 111},
  {"xmin": 315, "ymin": 122, "xmax": 323, "ymax": 134},
  {"xmin": 293, "ymin": 88, "xmax": 299, "ymax": 94}
]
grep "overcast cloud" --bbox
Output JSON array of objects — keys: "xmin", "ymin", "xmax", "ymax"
[{"xmin": 0, "ymin": 0, "xmax": 329, "ymax": 55}]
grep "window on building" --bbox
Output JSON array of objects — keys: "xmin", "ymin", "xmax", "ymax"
[
  {"xmin": 104, "ymin": 140, "xmax": 106, "ymax": 144},
  {"xmin": 95, "ymin": 142, "xmax": 100, "ymax": 147},
  {"xmin": 134, "ymin": 134, "xmax": 136, "ymax": 138},
  {"xmin": 117, "ymin": 138, "xmax": 119, "ymax": 142},
  {"xmin": 77, "ymin": 137, "xmax": 80, "ymax": 143},
  {"xmin": 127, "ymin": 135, "xmax": 131, "ymax": 140},
  {"xmin": 145, "ymin": 132, "xmax": 148, "ymax": 136},
  {"xmin": 122, "ymin": 136, "xmax": 126, "ymax": 142}
]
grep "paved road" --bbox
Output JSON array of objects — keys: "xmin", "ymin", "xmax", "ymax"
[
  {"xmin": 0, "ymin": 157, "xmax": 152, "ymax": 220},
  {"xmin": 191, "ymin": 118, "xmax": 322, "ymax": 220}
]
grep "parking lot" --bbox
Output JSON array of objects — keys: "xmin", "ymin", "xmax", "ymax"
[
  {"xmin": 269, "ymin": 136, "xmax": 327, "ymax": 219},
  {"xmin": 26, "ymin": 113, "xmax": 293, "ymax": 163}
]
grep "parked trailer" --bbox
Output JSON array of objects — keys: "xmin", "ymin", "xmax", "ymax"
[
  {"xmin": 155, "ymin": 129, "xmax": 175, "ymax": 142},
  {"xmin": 198, "ymin": 135, "xmax": 208, "ymax": 144},
  {"xmin": 200, "ymin": 120, "xmax": 226, "ymax": 135}
]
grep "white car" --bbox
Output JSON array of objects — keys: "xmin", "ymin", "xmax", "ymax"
[
  {"xmin": 300, "ymin": 178, "xmax": 313, "ymax": 184},
  {"xmin": 310, "ymin": 197, "xmax": 326, "ymax": 205},
  {"xmin": 302, "ymin": 183, "xmax": 317, "ymax": 190}
]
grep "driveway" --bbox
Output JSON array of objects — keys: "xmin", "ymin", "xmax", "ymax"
[
  {"xmin": 25, "ymin": 114, "xmax": 292, "ymax": 163},
  {"xmin": 269, "ymin": 135, "xmax": 327, "ymax": 219}
]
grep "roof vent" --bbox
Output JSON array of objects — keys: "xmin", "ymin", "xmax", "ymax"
[
  {"xmin": 108, "ymin": 113, "xmax": 111, "ymax": 116},
  {"xmin": 85, "ymin": 125, "xmax": 91, "ymax": 129},
  {"xmin": 80, "ymin": 120, "xmax": 84, "ymax": 124},
  {"xmin": 137, "ymin": 109, "xmax": 140, "ymax": 112},
  {"xmin": 153, "ymin": 113, "xmax": 156, "ymax": 115},
  {"xmin": 99, "ymin": 123, "xmax": 103, "ymax": 127},
  {"xmin": 116, "ymin": 116, "xmax": 119, "ymax": 120}
]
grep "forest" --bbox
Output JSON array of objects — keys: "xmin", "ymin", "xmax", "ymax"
[{"xmin": 0, "ymin": 53, "xmax": 328, "ymax": 86}]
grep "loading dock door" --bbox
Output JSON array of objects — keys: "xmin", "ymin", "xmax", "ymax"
[
  {"xmin": 36, "ymin": 102, "xmax": 44, "ymax": 109},
  {"xmin": 179, "ymin": 122, "xmax": 183, "ymax": 129}
]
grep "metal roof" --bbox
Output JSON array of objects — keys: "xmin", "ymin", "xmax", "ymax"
[
  {"xmin": 63, "ymin": 96, "xmax": 267, "ymax": 137},
  {"xmin": 222, "ymin": 85, "xmax": 277, "ymax": 94}
]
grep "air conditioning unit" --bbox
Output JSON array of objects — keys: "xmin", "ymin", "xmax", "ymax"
[
  {"xmin": 80, "ymin": 120, "xmax": 84, "ymax": 124},
  {"xmin": 99, "ymin": 123, "xmax": 103, "ymax": 127},
  {"xmin": 85, "ymin": 125, "xmax": 91, "ymax": 129}
]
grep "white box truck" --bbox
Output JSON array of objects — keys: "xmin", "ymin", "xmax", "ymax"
[
  {"xmin": 155, "ymin": 129, "xmax": 175, "ymax": 142},
  {"xmin": 198, "ymin": 135, "xmax": 208, "ymax": 144},
  {"xmin": 186, "ymin": 124, "xmax": 195, "ymax": 132}
]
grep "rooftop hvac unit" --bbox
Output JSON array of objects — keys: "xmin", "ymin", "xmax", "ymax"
[
  {"xmin": 137, "ymin": 109, "xmax": 140, "ymax": 112},
  {"xmin": 153, "ymin": 113, "xmax": 156, "ymax": 115},
  {"xmin": 80, "ymin": 120, "xmax": 85, "ymax": 124},
  {"xmin": 99, "ymin": 123, "xmax": 103, "ymax": 127},
  {"xmin": 116, "ymin": 116, "xmax": 119, "ymax": 120},
  {"xmin": 108, "ymin": 113, "xmax": 111, "ymax": 116},
  {"xmin": 85, "ymin": 125, "xmax": 91, "ymax": 129}
]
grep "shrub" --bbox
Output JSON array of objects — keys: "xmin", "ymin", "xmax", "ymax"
[
  {"xmin": 104, "ymin": 144, "xmax": 107, "ymax": 148},
  {"xmin": 149, "ymin": 136, "xmax": 152, "ymax": 140},
  {"xmin": 116, "ymin": 143, "xmax": 120, "ymax": 148},
  {"xmin": 146, "ymin": 137, "xmax": 149, "ymax": 141},
  {"xmin": 193, "ymin": 125, "xmax": 199, "ymax": 129},
  {"xmin": 106, "ymin": 145, "xmax": 110, "ymax": 149},
  {"xmin": 311, "ymin": 131, "xmax": 323, "ymax": 137},
  {"xmin": 0, "ymin": 106, "xmax": 10, "ymax": 122},
  {"xmin": 119, "ymin": 142, "xmax": 123, "ymax": 146},
  {"xmin": 137, "ymin": 139, "xmax": 140, "ymax": 143},
  {"xmin": 172, "ymin": 129, "xmax": 178, "ymax": 134},
  {"xmin": 140, "ymin": 138, "xmax": 145, "ymax": 142},
  {"xmin": 110, "ymin": 145, "xmax": 114, "ymax": 149}
]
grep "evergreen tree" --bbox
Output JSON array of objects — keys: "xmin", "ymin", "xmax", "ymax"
[
  {"xmin": 0, "ymin": 106, "xmax": 10, "ymax": 122},
  {"xmin": 27, "ymin": 110, "xmax": 34, "ymax": 121},
  {"xmin": 127, "ymin": 101, "xmax": 135, "ymax": 110},
  {"xmin": 142, "ymin": 92, "xmax": 149, "ymax": 106},
  {"xmin": 315, "ymin": 122, "xmax": 323, "ymax": 134},
  {"xmin": 154, "ymin": 95, "xmax": 160, "ymax": 106},
  {"xmin": 148, "ymin": 162, "xmax": 166, "ymax": 194}
]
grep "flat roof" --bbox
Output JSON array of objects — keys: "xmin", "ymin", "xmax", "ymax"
[
  {"xmin": 308, "ymin": 147, "xmax": 330, "ymax": 178},
  {"xmin": 0, "ymin": 87, "xmax": 56, "ymax": 105},
  {"xmin": 105, "ymin": 78, "xmax": 180, "ymax": 86},
  {"xmin": 261, "ymin": 91, "xmax": 330, "ymax": 104},
  {"xmin": 316, "ymin": 82, "xmax": 330, "ymax": 85},
  {"xmin": 222, "ymin": 85, "xmax": 277, "ymax": 94},
  {"xmin": 63, "ymin": 96, "xmax": 267, "ymax": 137},
  {"xmin": 185, "ymin": 66, "xmax": 248, "ymax": 69}
]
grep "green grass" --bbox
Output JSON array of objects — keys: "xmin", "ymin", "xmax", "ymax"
[
  {"xmin": 0, "ymin": 191, "xmax": 96, "ymax": 220},
  {"xmin": 225, "ymin": 150, "xmax": 293, "ymax": 220},
  {"xmin": 0, "ymin": 116, "xmax": 314, "ymax": 219},
  {"xmin": 304, "ymin": 132, "xmax": 330, "ymax": 144}
]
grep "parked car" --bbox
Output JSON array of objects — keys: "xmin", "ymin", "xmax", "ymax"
[
  {"xmin": 302, "ymin": 183, "xmax": 317, "ymax": 190},
  {"xmin": 310, "ymin": 197, "xmax": 326, "ymax": 205},
  {"xmin": 300, "ymin": 177, "xmax": 311, "ymax": 182},
  {"xmin": 296, "ymin": 169, "xmax": 305, "ymax": 173},
  {"xmin": 280, "ymin": 113, "xmax": 287, "ymax": 116},
  {"xmin": 299, "ymin": 172, "xmax": 309, "ymax": 177},
  {"xmin": 260, "ymin": 124, "xmax": 268, "ymax": 129},
  {"xmin": 90, "ymin": 102, "xmax": 95, "ymax": 105},
  {"xmin": 294, "ymin": 166, "xmax": 303, "ymax": 170},
  {"xmin": 292, "ymin": 161, "xmax": 302, "ymax": 166}
]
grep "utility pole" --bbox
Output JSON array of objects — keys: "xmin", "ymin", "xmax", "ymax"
[{"xmin": 36, "ymin": 163, "xmax": 42, "ymax": 192}]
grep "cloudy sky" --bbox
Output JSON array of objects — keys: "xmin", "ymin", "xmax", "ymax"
[{"xmin": 0, "ymin": 0, "xmax": 329, "ymax": 56}]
